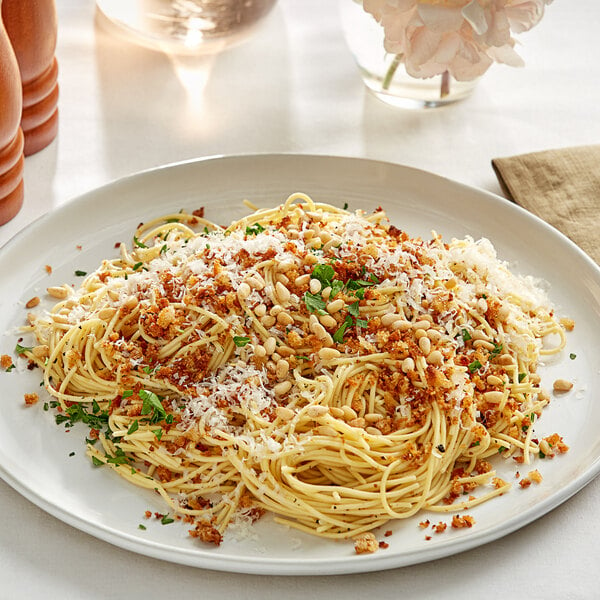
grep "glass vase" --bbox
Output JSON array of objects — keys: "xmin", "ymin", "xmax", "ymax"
[{"xmin": 340, "ymin": 0, "xmax": 479, "ymax": 109}]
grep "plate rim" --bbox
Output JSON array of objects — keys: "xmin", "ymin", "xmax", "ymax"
[{"xmin": 1, "ymin": 153, "xmax": 599, "ymax": 575}]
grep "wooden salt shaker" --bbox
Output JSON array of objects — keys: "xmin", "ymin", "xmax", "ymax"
[
  {"xmin": 0, "ymin": 2, "xmax": 24, "ymax": 225},
  {"xmin": 2, "ymin": 0, "xmax": 58, "ymax": 156}
]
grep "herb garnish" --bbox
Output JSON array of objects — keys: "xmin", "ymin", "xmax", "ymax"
[
  {"xmin": 233, "ymin": 336, "xmax": 251, "ymax": 347},
  {"xmin": 245, "ymin": 223, "xmax": 265, "ymax": 236}
]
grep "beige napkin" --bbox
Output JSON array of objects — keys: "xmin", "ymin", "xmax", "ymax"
[{"xmin": 492, "ymin": 145, "xmax": 600, "ymax": 264}]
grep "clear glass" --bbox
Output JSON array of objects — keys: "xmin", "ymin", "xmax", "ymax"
[
  {"xmin": 96, "ymin": 0, "xmax": 277, "ymax": 54},
  {"xmin": 340, "ymin": 0, "xmax": 478, "ymax": 109}
]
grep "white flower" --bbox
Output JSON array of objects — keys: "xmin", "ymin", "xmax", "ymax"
[{"xmin": 363, "ymin": 0, "xmax": 552, "ymax": 81}]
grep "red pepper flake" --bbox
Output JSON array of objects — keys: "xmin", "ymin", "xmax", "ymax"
[
  {"xmin": 425, "ymin": 536, "xmax": 432, "ymax": 541},
  {"xmin": 433, "ymin": 522, "xmax": 447, "ymax": 534},
  {"xmin": 45, "ymin": 265, "xmax": 52, "ymax": 274},
  {"xmin": 384, "ymin": 530, "xmax": 393, "ymax": 537},
  {"xmin": 379, "ymin": 541, "xmax": 389, "ymax": 549},
  {"xmin": 144, "ymin": 511, "xmax": 152, "ymax": 519}
]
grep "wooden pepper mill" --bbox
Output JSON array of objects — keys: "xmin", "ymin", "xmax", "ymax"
[
  {"xmin": 2, "ymin": 0, "xmax": 58, "ymax": 156},
  {"xmin": 0, "ymin": 2, "xmax": 24, "ymax": 225}
]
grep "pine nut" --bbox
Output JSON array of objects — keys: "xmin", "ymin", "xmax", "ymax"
[
  {"xmin": 427, "ymin": 329, "xmax": 442, "ymax": 343},
  {"xmin": 276, "ymin": 359, "xmax": 289, "ymax": 379},
  {"xmin": 329, "ymin": 407, "xmax": 344, "ymax": 419},
  {"xmin": 553, "ymin": 379, "xmax": 573, "ymax": 392},
  {"xmin": 260, "ymin": 315, "xmax": 276, "ymax": 328},
  {"xmin": 309, "ymin": 279, "xmax": 322, "ymax": 294},
  {"xmin": 530, "ymin": 373, "xmax": 541, "ymax": 385},
  {"xmin": 47, "ymin": 286, "xmax": 69, "ymax": 300},
  {"xmin": 381, "ymin": 313, "xmax": 400, "ymax": 326},
  {"xmin": 307, "ymin": 405, "xmax": 329, "ymax": 418},
  {"xmin": 276, "ymin": 281, "xmax": 291, "ymax": 304},
  {"xmin": 341, "ymin": 405, "xmax": 357, "ymax": 420},
  {"xmin": 254, "ymin": 304, "xmax": 267, "ymax": 317},
  {"xmin": 321, "ymin": 286, "xmax": 332, "ymax": 300},
  {"xmin": 254, "ymin": 345, "xmax": 267, "ymax": 358},
  {"xmin": 392, "ymin": 320, "xmax": 411, "ymax": 331},
  {"xmin": 497, "ymin": 305, "xmax": 510, "ymax": 321},
  {"xmin": 246, "ymin": 275, "xmax": 263, "ymax": 290},
  {"xmin": 326, "ymin": 299, "xmax": 345, "ymax": 314},
  {"xmin": 237, "ymin": 282, "xmax": 251, "ymax": 300},
  {"xmin": 309, "ymin": 314, "xmax": 320, "ymax": 330},
  {"xmin": 418, "ymin": 336, "xmax": 431, "ymax": 355},
  {"xmin": 319, "ymin": 314, "xmax": 337, "ymax": 329},
  {"xmin": 270, "ymin": 304, "xmax": 283, "ymax": 316},
  {"xmin": 25, "ymin": 296, "xmax": 40, "ymax": 309},
  {"xmin": 559, "ymin": 318, "xmax": 575, "ymax": 331},
  {"xmin": 96, "ymin": 307, "xmax": 115, "ymax": 320},
  {"xmin": 426, "ymin": 350, "xmax": 443, "ymax": 366},
  {"xmin": 304, "ymin": 253, "xmax": 318, "ymax": 266},
  {"xmin": 318, "ymin": 347, "xmax": 341, "ymax": 360},
  {"xmin": 365, "ymin": 427, "xmax": 382, "ymax": 436},
  {"xmin": 473, "ymin": 339, "xmax": 495, "ymax": 351},
  {"xmin": 401, "ymin": 357, "xmax": 415, "ymax": 373},
  {"xmin": 483, "ymin": 391, "xmax": 504, "ymax": 403},
  {"xmin": 477, "ymin": 298, "xmax": 488, "ymax": 313},
  {"xmin": 277, "ymin": 260, "xmax": 296, "ymax": 273},
  {"xmin": 273, "ymin": 380, "xmax": 292, "ymax": 396},
  {"xmin": 414, "ymin": 328, "xmax": 428, "ymax": 340},
  {"xmin": 412, "ymin": 320, "xmax": 430, "ymax": 331},
  {"xmin": 316, "ymin": 425, "xmax": 338, "ymax": 437},
  {"xmin": 364, "ymin": 413, "xmax": 383, "ymax": 423},
  {"xmin": 486, "ymin": 375, "xmax": 504, "ymax": 386},
  {"xmin": 348, "ymin": 417, "xmax": 366, "ymax": 428},
  {"xmin": 495, "ymin": 354, "xmax": 514, "ymax": 365},
  {"xmin": 32, "ymin": 345, "xmax": 49, "ymax": 358},
  {"xmin": 277, "ymin": 312, "xmax": 294, "ymax": 327},
  {"xmin": 312, "ymin": 323, "xmax": 328, "ymax": 340},
  {"xmin": 321, "ymin": 332, "xmax": 334, "ymax": 347},
  {"xmin": 539, "ymin": 439, "xmax": 551, "ymax": 455},
  {"xmin": 276, "ymin": 406, "xmax": 295, "ymax": 421},
  {"xmin": 264, "ymin": 337, "xmax": 277, "ymax": 355},
  {"xmin": 277, "ymin": 345, "xmax": 295, "ymax": 357},
  {"xmin": 295, "ymin": 274, "xmax": 310, "ymax": 287}
]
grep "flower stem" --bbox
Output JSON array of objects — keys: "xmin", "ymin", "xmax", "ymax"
[
  {"xmin": 382, "ymin": 54, "xmax": 402, "ymax": 91},
  {"xmin": 440, "ymin": 71, "xmax": 450, "ymax": 98}
]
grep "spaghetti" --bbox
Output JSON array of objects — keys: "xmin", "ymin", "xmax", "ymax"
[{"xmin": 22, "ymin": 193, "xmax": 568, "ymax": 545}]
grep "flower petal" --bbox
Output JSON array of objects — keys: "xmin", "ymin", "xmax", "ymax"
[{"xmin": 417, "ymin": 4, "xmax": 465, "ymax": 33}]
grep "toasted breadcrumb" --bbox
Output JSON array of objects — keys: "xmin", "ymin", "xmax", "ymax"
[
  {"xmin": 433, "ymin": 522, "xmax": 447, "ymax": 534},
  {"xmin": 528, "ymin": 469, "xmax": 543, "ymax": 484},
  {"xmin": 451, "ymin": 515, "xmax": 475, "ymax": 529},
  {"xmin": 189, "ymin": 521, "xmax": 223, "ymax": 546},
  {"xmin": 1, "ymin": 354, "xmax": 13, "ymax": 370},
  {"xmin": 559, "ymin": 317, "xmax": 575, "ymax": 331},
  {"xmin": 24, "ymin": 393, "xmax": 39, "ymax": 405},
  {"xmin": 45, "ymin": 265, "xmax": 52, "ymax": 274},
  {"xmin": 418, "ymin": 520, "xmax": 430, "ymax": 529},
  {"xmin": 354, "ymin": 532, "xmax": 378, "ymax": 554},
  {"xmin": 492, "ymin": 477, "xmax": 508, "ymax": 489},
  {"xmin": 519, "ymin": 478, "xmax": 532, "ymax": 489}
]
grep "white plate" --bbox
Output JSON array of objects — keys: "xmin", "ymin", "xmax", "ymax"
[{"xmin": 1, "ymin": 154, "xmax": 599, "ymax": 575}]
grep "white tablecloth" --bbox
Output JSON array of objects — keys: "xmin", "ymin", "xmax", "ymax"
[{"xmin": 1, "ymin": 1, "xmax": 599, "ymax": 597}]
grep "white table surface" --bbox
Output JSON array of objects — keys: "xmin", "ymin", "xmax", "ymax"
[{"xmin": 1, "ymin": 1, "xmax": 599, "ymax": 598}]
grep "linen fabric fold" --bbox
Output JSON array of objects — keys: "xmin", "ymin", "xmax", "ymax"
[{"xmin": 492, "ymin": 145, "xmax": 600, "ymax": 265}]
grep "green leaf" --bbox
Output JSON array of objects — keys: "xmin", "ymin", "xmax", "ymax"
[
  {"xmin": 133, "ymin": 236, "xmax": 147, "ymax": 248},
  {"xmin": 91, "ymin": 456, "xmax": 104, "ymax": 466},
  {"xmin": 153, "ymin": 428, "xmax": 163, "ymax": 441},
  {"xmin": 518, "ymin": 373, "xmax": 526, "ymax": 383},
  {"xmin": 333, "ymin": 315, "xmax": 353, "ymax": 344},
  {"xmin": 355, "ymin": 318, "xmax": 368, "ymax": 329},
  {"xmin": 74, "ymin": 270, "xmax": 87, "ymax": 277},
  {"xmin": 132, "ymin": 262, "xmax": 144, "ymax": 271},
  {"xmin": 15, "ymin": 343, "xmax": 33, "ymax": 355},
  {"xmin": 329, "ymin": 279, "xmax": 345, "ymax": 298},
  {"xmin": 347, "ymin": 301, "xmax": 360, "ymax": 318},
  {"xmin": 304, "ymin": 292, "xmax": 328, "ymax": 315},
  {"xmin": 311, "ymin": 264, "xmax": 335, "ymax": 286},
  {"xmin": 138, "ymin": 524, "xmax": 147, "ymax": 530},
  {"xmin": 468, "ymin": 359, "xmax": 482, "ymax": 373},
  {"xmin": 569, "ymin": 353, "xmax": 577, "ymax": 360},
  {"xmin": 233, "ymin": 336, "xmax": 251, "ymax": 347},
  {"xmin": 461, "ymin": 329, "xmax": 472, "ymax": 342},
  {"xmin": 245, "ymin": 223, "xmax": 265, "ymax": 236},
  {"xmin": 161, "ymin": 514, "xmax": 174, "ymax": 525},
  {"xmin": 140, "ymin": 389, "xmax": 166, "ymax": 422},
  {"xmin": 127, "ymin": 420, "xmax": 139, "ymax": 435},
  {"xmin": 490, "ymin": 343, "xmax": 503, "ymax": 358},
  {"xmin": 121, "ymin": 390, "xmax": 133, "ymax": 399}
]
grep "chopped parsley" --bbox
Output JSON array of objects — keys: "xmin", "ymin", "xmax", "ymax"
[
  {"xmin": 133, "ymin": 236, "xmax": 147, "ymax": 248},
  {"xmin": 304, "ymin": 291, "xmax": 328, "ymax": 315},
  {"xmin": 127, "ymin": 420, "xmax": 139, "ymax": 435},
  {"xmin": 461, "ymin": 329, "xmax": 472, "ymax": 342},
  {"xmin": 245, "ymin": 223, "xmax": 265, "ymax": 236},
  {"xmin": 139, "ymin": 389, "xmax": 166, "ymax": 423},
  {"xmin": 233, "ymin": 336, "xmax": 251, "ymax": 347},
  {"xmin": 15, "ymin": 343, "xmax": 33, "ymax": 355},
  {"xmin": 518, "ymin": 373, "xmax": 527, "ymax": 383},
  {"xmin": 132, "ymin": 262, "xmax": 144, "ymax": 271},
  {"xmin": 569, "ymin": 353, "xmax": 577, "ymax": 360},
  {"xmin": 74, "ymin": 270, "xmax": 87, "ymax": 277},
  {"xmin": 468, "ymin": 359, "xmax": 482, "ymax": 373},
  {"xmin": 161, "ymin": 514, "xmax": 175, "ymax": 525}
]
